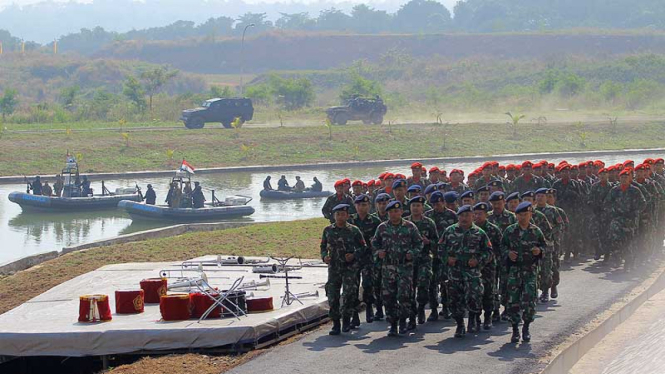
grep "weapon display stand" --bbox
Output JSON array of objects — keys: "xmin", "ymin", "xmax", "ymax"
[{"xmin": 271, "ymin": 256, "xmax": 304, "ymax": 308}]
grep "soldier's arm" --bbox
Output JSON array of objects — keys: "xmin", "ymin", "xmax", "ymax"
[
  {"xmin": 410, "ymin": 225, "xmax": 424, "ymax": 258},
  {"xmin": 431, "ymin": 222, "xmax": 441, "ymax": 257},
  {"xmin": 322, "ymin": 198, "xmax": 332, "ymax": 220},
  {"xmin": 320, "ymin": 228, "xmax": 330, "ymax": 262},
  {"xmin": 479, "ymin": 231, "xmax": 493, "ymax": 266},
  {"xmin": 353, "ymin": 227, "xmax": 368, "ymax": 262}
]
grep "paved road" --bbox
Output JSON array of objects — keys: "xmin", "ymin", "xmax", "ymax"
[
  {"xmin": 570, "ymin": 283, "xmax": 665, "ymax": 374},
  {"xmin": 229, "ymin": 258, "xmax": 663, "ymax": 374}
]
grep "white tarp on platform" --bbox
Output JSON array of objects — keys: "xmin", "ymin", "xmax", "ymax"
[{"xmin": 0, "ymin": 257, "xmax": 329, "ymax": 357}]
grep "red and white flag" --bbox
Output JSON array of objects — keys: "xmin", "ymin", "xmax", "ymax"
[{"xmin": 180, "ymin": 160, "xmax": 196, "ymax": 174}]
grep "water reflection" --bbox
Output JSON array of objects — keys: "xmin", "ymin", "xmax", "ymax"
[{"xmin": 1, "ymin": 152, "xmax": 661, "ymax": 265}]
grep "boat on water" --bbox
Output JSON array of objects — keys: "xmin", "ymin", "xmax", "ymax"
[
  {"xmin": 8, "ymin": 156, "xmax": 141, "ymax": 212},
  {"xmin": 118, "ymin": 166, "xmax": 255, "ymax": 222},
  {"xmin": 259, "ymin": 189, "xmax": 332, "ymax": 200}
]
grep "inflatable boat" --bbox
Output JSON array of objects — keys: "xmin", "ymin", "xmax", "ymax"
[
  {"xmin": 259, "ymin": 190, "xmax": 332, "ymax": 200},
  {"xmin": 118, "ymin": 200, "xmax": 255, "ymax": 222}
]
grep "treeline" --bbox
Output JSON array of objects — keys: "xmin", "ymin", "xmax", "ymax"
[{"xmin": 4, "ymin": 0, "xmax": 665, "ymax": 56}]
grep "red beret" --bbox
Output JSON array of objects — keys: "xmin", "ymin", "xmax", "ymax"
[
  {"xmin": 384, "ymin": 173, "xmax": 395, "ymax": 179},
  {"xmin": 533, "ymin": 163, "xmax": 543, "ymax": 169},
  {"xmin": 556, "ymin": 164, "xmax": 571, "ymax": 172},
  {"xmin": 516, "ymin": 165, "xmax": 522, "ymax": 171},
  {"xmin": 548, "ymin": 163, "xmax": 555, "ymax": 168},
  {"xmin": 598, "ymin": 168, "xmax": 608, "ymax": 174},
  {"xmin": 367, "ymin": 180, "xmax": 375, "ymax": 187},
  {"xmin": 422, "ymin": 166, "xmax": 427, "ymax": 172},
  {"xmin": 623, "ymin": 160, "xmax": 634, "ymax": 166},
  {"xmin": 375, "ymin": 179, "xmax": 381, "ymax": 185},
  {"xmin": 395, "ymin": 173, "xmax": 406, "ymax": 179},
  {"xmin": 571, "ymin": 165, "xmax": 578, "ymax": 170},
  {"xmin": 578, "ymin": 162, "xmax": 587, "ymax": 168},
  {"xmin": 362, "ymin": 182, "xmax": 368, "ymax": 188},
  {"xmin": 619, "ymin": 168, "xmax": 632, "ymax": 176},
  {"xmin": 411, "ymin": 162, "xmax": 423, "ymax": 169},
  {"xmin": 558, "ymin": 160, "xmax": 569, "ymax": 166},
  {"xmin": 635, "ymin": 164, "xmax": 647, "ymax": 171},
  {"xmin": 334, "ymin": 180, "xmax": 344, "ymax": 188},
  {"xmin": 481, "ymin": 162, "xmax": 491, "ymax": 170},
  {"xmin": 522, "ymin": 161, "xmax": 533, "ymax": 168},
  {"xmin": 499, "ymin": 165, "xmax": 506, "ymax": 171},
  {"xmin": 656, "ymin": 158, "xmax": 665, "ymax": 164},
  {"xmin": 342, "ymin": 178, "xmax": 351, "ymax": 183},
  {"xmin": 429, "ymin": 166, "xmax": 440, "ymax": 173},
  {"xmin": 440, "ymin": 169, "xmax": 447, "ymax": 175},
  {"xmin": 352, "ymin": 180, "xmax": 363, "ymax": 187},
  {"xmin": 644, "ymin": 158, "xmax": 655, "ymax": 165},
  {"xmin": 378, "ymin": 172, "xmax": 387, "ymax": 180},
  {"xmin": 450, "ymin": 169, "xmax": 462, "ymax": 175}
]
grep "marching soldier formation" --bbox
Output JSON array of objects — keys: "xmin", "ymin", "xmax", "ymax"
[{"xmin": 320, "ymin": 158, "xmax": 665, "ymax": 343}]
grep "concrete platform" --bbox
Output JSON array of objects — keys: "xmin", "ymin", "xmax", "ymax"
[{"xmin": 0, "ymin": 256, "xmax": 328, "ymax": 358}]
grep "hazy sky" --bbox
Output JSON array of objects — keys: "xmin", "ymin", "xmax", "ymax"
[{"xmin": 0, "ymin": 0, "xmax": 459, "ymax": 11}]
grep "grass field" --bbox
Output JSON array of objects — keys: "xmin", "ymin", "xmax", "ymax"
[{"xmin": 1, "ymin": 120, "xmax": 665, "ymax": 177}]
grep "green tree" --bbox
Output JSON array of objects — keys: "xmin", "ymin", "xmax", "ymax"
[
  {"xmin": 245, "ymin": 84, "xmax": 272, "ymax": 106},
  {"xmin": 59, "ymin": 85, "xmax": 80, "ymax": 111},
  {"xmin": 210, "ymin": 85, "xmax": 235, "ymax": 98},
  {"xmin": 123, "ymin": 75, "xmax": 146, "ymax": 112},
  {"xmin": 140, "ymin": 66, "xmax": 179, "ymax": 111},
  {"xmin": 340, "ymin": 73, "xmax": 383, "ymax": 102},
  {"xmin": 269, "ymin": 75, "xmax": 315, "ymax": 111},
  {"xmin": 0, "ymin": 88, "xmax": 18, "ymax": 120},
  {"xmin": 276, "ymin": 12, "xmax": 316, "ymax": 30},
  {"xmin": 393, "ymin": 0, "xmax": 452, "ymax": 32}
]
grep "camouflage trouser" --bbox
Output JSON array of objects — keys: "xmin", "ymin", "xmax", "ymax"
[
  {"xmin": 373, "ymin": 260, "xmax": 383, "ymax": 308},
  {"xmin": 609, "ymin": 218, "xmax": 637, "ymax": 267},
  {"xmin": 552, "ymin": 240, "xmax": 561, "ymax": 287},
  {"xmin": 411, "ymin": 256, "xmax": 432, "ymax": 312},
  {"xmin": 447, "ymin": 267, "xmax": 483, "ymax": 319},
  {"xmin": 638, "ymin": 217, "xmax": 654, "ymax": 259},
  {"xmin": 326, "ymin": 266, "xmax": 360, "ymax": 320},
  {"xmin": 538, "ymin": 246, "xmax": 553, "ymax": 291},
  {"xmin": 382, "ymin": 263, "xmax": 414, "ymax": 322},
  {"xmin": 357, "ymin": 264, "xmax": 374, "ymax": 308},
  {"xmin": 564, "ymin": 212, "xmax": 582, "ymax": 257},
  {"xmin": 481, "ymin": 263, "xmax": 497, "ymax": 312},
  {"xmin": 506, "ymin": 266, "xmax": 539, "ymax": 325},
  {"xmin": 494, "ymin": 262, "xmax": 502, "ymax": 311},
  {"xmin": 429, "ymin": 261, "xmax": 449, "ymax": 310},
  {"xmin": 499, "ymin": 262, "xmax": 509, "ymax": 307}
]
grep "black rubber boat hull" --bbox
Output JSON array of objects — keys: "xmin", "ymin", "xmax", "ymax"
[
  {"xmin": 118, "ymin": 200, "xmax": 255, "ymax": 222},
  {"xmin": 259, "ymin": 190, "xmax": 332, "ymax": 200},
  {"xmin": 8, "ymin": 191, "xmax": 142, "ymax": 212}
]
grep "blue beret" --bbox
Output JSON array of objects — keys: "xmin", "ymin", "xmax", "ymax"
[
  {"xmin": 424, "ymin": 184, "xmax": 437, "ymax": 195},
  {"xmin": 375, "ymin": 193, "xmax": 391, "ymax": 203},
  {"xmin": 386, "ymin": 200, "xmax": 404, "ymax": 211},
  {"xmin": 409, "ymin": 196, "xmax": 426, "ymax": 205},
  {"xmin": 354, "ymin": 194, "xmax": 370, "ymax": 204},
  {"xmin": 456, "ymin": 204, "xmax": 472, "ymax": 215},
  {"xmin": 407, "ymin": 184, "xmax": 422, "ymax": 193},
  {"xmin": 443, "ymin": 191, "xmax": 459, "ymax": 203},
  {"xmin": 429, "ymin": 191, "xmax": 444, "ymax": 204},
  {"xmin": 515, "ymin": 201, "xmax": 533, "ymax": 214},
  {"xmin": 535, "ymin": 188, "xmax": 549, "ymax": 195},
  {"xmin": 521, "ymin": 190, "xmax": 535, "ymax": 198},
  {"xmin": 473, "ymin": 202, "xmax": 490, "ymax": 212},
  {"xmin": 506, "ymin": 192, "xmax": 520, "ymax": 202},
  {"xmin": 476, "ymin": 185, "xmax": 490, "ymax": 193},
  {"xmin": 460, "ymin": 190, "xmax": 474, "ymax": 199},
  {"xmin": 332, "ymin": 204, "xmax": 350, "ymax": 213},
  {"xmin": 488, "ymin": 180, "xmax": 503, "ymax": 188},
  {"xmin": 392, "ymin": 179, "xmax": 407, "ymax": 190},
  {"xmin": 489, "ymin": 191, "xmax": 505, "ymax": 202},
  {"xmin": 436, "ymin": 182, "xmax": 449, "ymax": 191}
]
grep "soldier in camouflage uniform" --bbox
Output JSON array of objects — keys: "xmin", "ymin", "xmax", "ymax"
[
  {"xmin": 449, "ymin": 169, "xmax": 470, "ymax": 195},
  {"xmin": 546, "ymin": 189, "xmax": 569, "ymax": 299},
  {"xmin": 503, "ymin": 202, "xmax": 546, "ymax": 343},
  {"xmin": 322, "ymin": 181, "xmax": 355, "ymax": 223},
  {"xmin": 604, "ymin": 169, "xmax": 647, "ymax": 271},
  {"xmin": 370, "ymin": 193, "xmax": 391, "ymax": 320},
  {"xmin": 552, "ymin": 164, "xmax": 583, "ymax": 262},
  {"xmin": 534, "ymin": 188, "xmax": 564, "ymax": 303},
  {"xmin": 349, "ymin": 194, "xmax": 382, "ymax": 325},
  {"xmin": 488, "ymin": 191, "xmax": 517, "ymax": 322},
  {"xmin": 512, "ymin": 161, "xmax": 546, "ymax": 193},
  {"xmin": 372, "ymin": 200, "xmax": 424, "ymax": 336},
  {"xmin": 406, "ymin": 196, "xmax": 439, "ymax": 327},
  {"xmin": 473, "ymin": 202, "xmax": 503, "ymax": 330},
  {"xmin": 407, "ymin": 162, "xmax": 430, "ymax": 188},
  {"xmin": 521, "ymin": 191, "xmax": 554, "ymax": 296},
  {"xmin": 506, "ymin": 192, "xmax": 521, "ymax": 213},
  {"xmin": 587, "ymin": 168, "xmax": 614, "ymax": 261},
  {"xmin": 320, "ymin": 204, "xmax": 367, "ymax": 335},
  {"xmin": 439, "ymin": 205, "xmax": 493, "ymax": 337},
  {"xmin": 391, "ymin": 179, "xmax": 411, "ymax": 217}
]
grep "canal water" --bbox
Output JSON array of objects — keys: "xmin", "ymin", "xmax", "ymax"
[{"xmin": 0, "ymin": 153, "xmax": 660, "ymax": 265}]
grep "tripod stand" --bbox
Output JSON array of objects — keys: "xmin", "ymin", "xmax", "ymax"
[{"xmin": 271, "ymin": 256, "xmax": 304, "ymax": 307}]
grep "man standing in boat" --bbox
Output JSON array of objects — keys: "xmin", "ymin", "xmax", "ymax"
[
  {"xmin": 192, "ymin": 182, "xmax": 206, "ymax": 208},
  {"xmin": 143, "ymin": 184, "xmax": 157, "ymax": 205},
  {"xmin": 53, "ymin": 174, "xmax": 64, "ymax": 197},
  {"xmin": 42, "ymin": 181, "xmax": 53, "ymax": 197},
  {"xmin": 30, "ymin": 176, "xmax": 43, "ymax": 195}
]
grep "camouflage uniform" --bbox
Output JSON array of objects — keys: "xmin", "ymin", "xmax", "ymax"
[
  {"xmin": 502, "ymin": 223, "xmax": 546, "ymax": 325},
  {"xmin": 322, "ymin": 194, "xmax": 355, "ymax": 223},
  {"xmin": 588, "ymin": 181, "xmax": 615, "ymax": 259},
  {"xmin": 604, "ymin": 184, "xmax": 646, "ymax": 268},
  {"xmin": 552, "ymin": 179, "xmax": 583, "ymax": 258},
  {"xmin": 511, "ymin": 175, "xmax": 545, "ymax": 194},
  {"xmin": 372, "ymin": 219, "xmax": 424, "ymax": 322},
  {"xmin": 439, "ymin": 223, "xmax": 492, "ymax": 319},
  {"xmin": 530, "ymin": 209, "xmax": 554, "ymax": 291},
  {"xmin": 349, "ymin": 213, "xmax": 382, "ymax": 310},
  {"xmin": 320, "ymin": 222, "xmax": 367, "ymax": 320},
  {"xmin": 425, "ymin": 208, "xmax": 458, "ymax": 313},
  {"xmin": 475, "ymin": 220, "xmax": 503, "ymax": 314},
  {"xmin": 406, "ymin": 215, "xmax": 439, "ymax": 314},
  {"xmin": 535, "ymin": 205, "xmax": 563, "ymax": 292},
  {"xmin": 488, "ymin": 209, "xmax": 517, "ymax": 308},
  {"xmin": 550, "ymin": 205, "xmax": 569, "ymax": 287}
]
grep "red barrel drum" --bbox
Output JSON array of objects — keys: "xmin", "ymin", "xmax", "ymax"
[
  {"xmin": 78, "ymin": 294, "xmax": 113, "ymax": 323},
  {"xmin": 115, "ymin": 290, "xmax": 145, "ymax": 314},
  {"xmin": 160, "ymin": 294, "xmax": 191, "ymax": 321},
  {"xmin": 189, "ymin": 292, "xmax": 221, "ymax": 319},
  {"xmin": 246, "ymin": 296, "xmax": 274, "ymax": 313},
  {"xmin": 140, "ymin": 278, "xmax": 167, "ymax": 304}
]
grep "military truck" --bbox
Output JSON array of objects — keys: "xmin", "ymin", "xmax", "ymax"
[
  {"xmin": 326, "ymin": 96, "xmax": 387, "ymax": 125},
  {"xmin": 180, "ymin": 98, "xmax": 254, "ymax": 129}
]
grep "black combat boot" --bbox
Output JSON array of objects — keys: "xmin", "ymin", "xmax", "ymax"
[
  {"xmin": 399, "ymin": 318, "xmax": 408, "ymax": 335},
  {"xmin": 454, "ymin": 318, "xmax": 466, "ymax": 338},
  {"xmin": 475, "ymin": 313, "xmax": 482, "ymax": 332},
  {"xmin": 417, "ymin": 304, "xmax": 426, "ymax": 325},
  {"xmin": 483, "ymin": 310, "xmax": 493, "ymax": 330},
  {"xmin": 375, "ymin": 303, "xmax": 385, "ymax": 321},
  {"xmin": 427, "ymin": 307, "xmax": 439, "ymax": 322},
  {"xmin": 365, "ymin": 303, "xmax": 374, "ymax": 323},
  {"xmin": 522, "ymin": 322, "xmax": 531, "ymax": 342},
  {"xmin": 511, "ymin": 324, "xmax": 520, "ymax": 343},
  {"xmin": 550, "ymin": 286, "xmax": 558, "ymax": 299},
  {"xmin": 329, "ymin": 319, "xmax": 341, "ymax": 336},
  {"xmin": 388, "ymin": 320, "xmax": 398, "ymax": 337},
  {"xmin": 342, "ymin": 316, "xmax": 351, "ymax": 333},
  {"xmin": 351, "ymin": 312, "xmax": 361, "ymax": 329},
  {"xmin": 539, "ymin": 290, "xmax": 550, "ymax": 303},
  {"xmin": 467, "ymin": 313, "xmax": 476, "ymax": 333}
]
